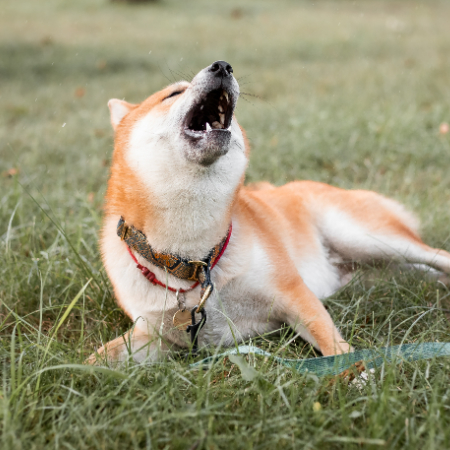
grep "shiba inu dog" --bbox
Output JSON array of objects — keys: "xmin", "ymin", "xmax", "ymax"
[{"xmin": 88, "ymin": 60, "xmax": 450, "ymax": 364}]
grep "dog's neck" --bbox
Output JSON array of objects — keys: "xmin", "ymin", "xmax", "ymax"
[
  {"xmin": 141, "ymin": 170, "xmax": 240, "ymax": 260},
  {"xmin": 106, "ymin": 152, "xmax": 244, "ymax": 261}
]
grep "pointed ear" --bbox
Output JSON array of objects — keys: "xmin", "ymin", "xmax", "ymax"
[{"xmin": 108, "ymin": 99, "xmax": 136, "ymax": 130}]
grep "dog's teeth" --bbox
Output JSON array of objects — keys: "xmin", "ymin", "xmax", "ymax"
[
  {"xmin": 218, "ymin": 105, "xmax": 223, "ymax": 113},
  {"xmin": 200, "ymin": 105, "xmax": 204, "ymax": 111},
  {"xmin": 223, "ymin": 91, "xmax": 229, "ymax": 102},
  {"xmin": 206, "ymin": 122, "xmax": 212, "ymax": 131},
  {"xmin": 212, "ymin": 121, "xmax": 223, "ymax": 129},
  {"xmin": 219, "ymin": 113, "xmax": 225, "ymax": 125}
]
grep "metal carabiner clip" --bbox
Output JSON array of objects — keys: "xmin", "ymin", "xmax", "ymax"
[{"xmin": 186, "ymin": 305, "xmax": 207, "ymax": 354}]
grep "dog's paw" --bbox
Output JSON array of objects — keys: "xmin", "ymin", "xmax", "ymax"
[
  {"xmin": 322, "ymin": 341, "xmax": 354, "ymax": 356},
  {"xmin": 85, "ymin": 352, "xmax": 101, "ymax": 366},
  {"xmin": 337, "ymin": 342, "xmax": 354, "ymax": 354}
]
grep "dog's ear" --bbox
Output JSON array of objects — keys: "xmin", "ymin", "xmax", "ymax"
[{"xmin": 108, "ymin": 99, "xmax": 136, "ymax": 130}]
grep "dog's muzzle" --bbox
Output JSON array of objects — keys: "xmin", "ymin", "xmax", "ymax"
[{"xmin": 182, "ymin": 61, "xmax": 239, "ymax": 166}]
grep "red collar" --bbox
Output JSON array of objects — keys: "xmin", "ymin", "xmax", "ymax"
[{"xmin": 126, "ymin": 224, "xmax": 232, "ymax": 293}]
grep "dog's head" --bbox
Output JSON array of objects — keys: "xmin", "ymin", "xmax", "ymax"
[
  {"xmin": 108, "ymin": 61, "xmax": 247, "ymax": 169},
  {"xmin": 105, "ymin": 61, "xmax": 249, "ymax": 237}
]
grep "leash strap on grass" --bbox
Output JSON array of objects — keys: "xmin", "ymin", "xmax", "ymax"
[{"xmin": 190, "ymin": 343, "xmax": 450, "ymax": 377}]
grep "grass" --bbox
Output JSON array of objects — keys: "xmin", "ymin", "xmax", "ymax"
[{"xmin": 1, "ymin": 0, "xmax": 450, "ymax": 448}]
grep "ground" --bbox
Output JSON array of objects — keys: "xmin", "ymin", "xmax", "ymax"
[{"xmin": 1, "ymin": 0, "xmax": 450, "ymax": 449}]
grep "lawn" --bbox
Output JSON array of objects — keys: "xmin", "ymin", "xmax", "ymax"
[{"xmin": 1, "ymin": 0, "xmax": 450, "ymax": 448}]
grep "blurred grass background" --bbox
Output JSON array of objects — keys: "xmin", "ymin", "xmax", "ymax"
[{"xmin": 1, "ymin": 0, "xmax": 450, "ymax": 449}]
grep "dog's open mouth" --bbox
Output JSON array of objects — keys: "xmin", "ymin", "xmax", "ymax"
[{"xmin": 184, "ymin": 88, "xmax": 233, "ymax": 138}]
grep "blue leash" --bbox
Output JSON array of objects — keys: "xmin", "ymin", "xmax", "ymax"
[{"xmin": 190, "ymin": 343, "xmax": 450, "ymax": 377}]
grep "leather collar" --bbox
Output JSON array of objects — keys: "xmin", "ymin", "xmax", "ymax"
[{"xmin": 117, "ymin": 216, "xmax": 232, "ymax": 283}]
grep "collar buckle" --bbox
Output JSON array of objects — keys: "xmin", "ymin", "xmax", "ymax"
[
  {"xmin": 188, "ymin": 260, "xmax": 207, "ymax": 266},
  {"xmin": 188, "ymin": 260, "xmax": 208, "ymax": 281}
]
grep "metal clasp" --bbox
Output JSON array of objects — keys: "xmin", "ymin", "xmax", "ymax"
[
  {"xmin": 186, "ymin": 305, "xmax": 207, "ymax": 354},
  {"xmin": 196, "ymin": 284, "xmax": 212, "ymax": 313},
  {"xmin": 175, "ymin": 289, "xmax": 186, "ymax": 312}
]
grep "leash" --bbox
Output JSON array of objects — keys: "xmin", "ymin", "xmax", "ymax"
[{"xmin": 190, "ymin": 342, "xmax": 450, "ymax": 377}]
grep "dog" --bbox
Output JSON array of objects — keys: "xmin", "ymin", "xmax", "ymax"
[{"xmin": 87, "ymin": 60, "xmax": 450, "ymax": 364}]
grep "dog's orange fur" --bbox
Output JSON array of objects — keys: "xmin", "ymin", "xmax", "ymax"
[{"xmin": 88, "ymin": 63, "xmax": 450, "ymax": 365}]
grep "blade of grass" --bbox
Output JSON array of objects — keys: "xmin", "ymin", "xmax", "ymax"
[{"xmin": 34, "ymin": 279, "xmax": 92, "ymax": 394}]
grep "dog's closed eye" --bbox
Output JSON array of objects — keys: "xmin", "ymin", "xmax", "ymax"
[{"xmin": 163, "ymin": 90, "xmax": 184, "ymax": 101}]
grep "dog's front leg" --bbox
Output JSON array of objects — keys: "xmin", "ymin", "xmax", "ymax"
[
  {"xmin": 279, "ymin": 279, "xmax": 351, "ymax": 356},
  {"xmin": 86, "ymin": 327, "xmax": 167, "ymax": 365}
]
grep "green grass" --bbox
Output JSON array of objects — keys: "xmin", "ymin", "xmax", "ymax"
[{"xmin": 1, "ymin": 0, "xmax": 450, "ymax": 448}]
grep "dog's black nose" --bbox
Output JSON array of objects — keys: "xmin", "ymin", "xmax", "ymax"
[{"xmin": 209, "ymin": 61, "xmax": 233, "ymax": 77}]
